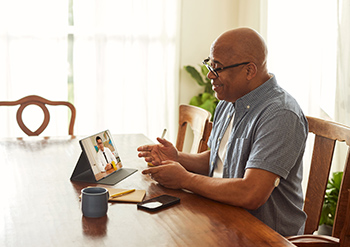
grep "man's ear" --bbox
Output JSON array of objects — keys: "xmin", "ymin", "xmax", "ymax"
[{"xmin": 246, "ymin": 63, "xmax": 257, "ymax": 80}]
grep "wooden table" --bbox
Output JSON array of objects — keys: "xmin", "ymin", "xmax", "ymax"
[{"xmin": 0, "ymin": 134, "xmax": 295, "ymax": 247}]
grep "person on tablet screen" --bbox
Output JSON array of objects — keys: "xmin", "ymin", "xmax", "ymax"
[
  {"xmin": 96, "ymin": 136, "xmax": 120, "ymax": 172},
  {"xmin": 138, "ymin": 27, "xmax": 308, "ymax": 236}
]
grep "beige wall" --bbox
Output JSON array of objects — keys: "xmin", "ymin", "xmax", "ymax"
[{"xmin": 178, "ymin": 0, "xmax": 266, "ymax": 106}]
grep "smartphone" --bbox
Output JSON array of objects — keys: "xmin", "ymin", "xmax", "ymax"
[{"xmin": 137, "ymin": 194, "xmax": 180, "ymax": 212}]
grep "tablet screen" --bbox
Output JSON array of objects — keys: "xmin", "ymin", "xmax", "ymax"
[{"xmin": 79, "ymin": 130, "xmax": 122, "ymax": 181}]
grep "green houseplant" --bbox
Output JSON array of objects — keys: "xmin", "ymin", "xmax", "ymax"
[
  {"xmin": 184, "ymin": 64, "xmax": 218, "ymax": 119},
  {"xmin": 319, "ymin": 171, "xmax": 343, "ymax": 233}
]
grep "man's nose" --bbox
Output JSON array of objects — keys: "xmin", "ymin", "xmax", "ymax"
[{"xmin": 207, "ymin": 70, "xmax": 217, "ymax": 81}]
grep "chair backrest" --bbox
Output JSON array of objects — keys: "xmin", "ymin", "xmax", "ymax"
[
  {"xmin": 200, "ymin": 120, "xmax": 213, "ymax": 153},
  {"xmin": 333, "ymin": 153, "xmax": 350, "ymax": 238},
  {"xmin": 0, "ymin": 95, "xmax": 76, "ymax": 136},
  {"xmin": 176, "ymin": 104, "xmax": 211, "ymax": 154},
  {"xmin": 339, "ymin": 190, "xmax": 350, "ymax": 246},
  {"xmin": 303, "ymin": 116, "xmax": 350, "ymax": 235}
]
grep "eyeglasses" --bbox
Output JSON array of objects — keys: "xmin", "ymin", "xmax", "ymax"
[{"xmin": 202, "ymin": 57, "xmax": 250, "ymax": 78}]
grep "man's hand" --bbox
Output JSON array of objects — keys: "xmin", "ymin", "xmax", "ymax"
[
  {"xmin": 142, "ymin": 160, "xmax": 191, "ymax": 189},
  {"xmin": 137, "ymin": 138, "xmax": 179, "ymax": 166},
  {"xmin": 105, "ymin": 163, "xmax": 112, "ymax": 170}
]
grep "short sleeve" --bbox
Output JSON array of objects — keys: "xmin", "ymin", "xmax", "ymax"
[{"xmin": 246, "ymin": 110, "xmax": 308, "ymax": 179}]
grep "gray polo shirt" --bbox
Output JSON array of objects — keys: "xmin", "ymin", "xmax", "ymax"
[{"xmin": 208, "ymin": 75, "xmax": 308, "ymax": 236}]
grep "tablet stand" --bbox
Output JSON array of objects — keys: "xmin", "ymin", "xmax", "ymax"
[
  {"xmin": 70, "ymin": 152, "xmax": 137, "ymax": 185},
  {"xmin": 70, "ymin": 152, "xmax": 95, "ymax": 183}
]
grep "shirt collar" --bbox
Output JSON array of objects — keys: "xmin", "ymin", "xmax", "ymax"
[{"xmin": 233, "ymin": 74, "xmax": 277, "ymax": 112}]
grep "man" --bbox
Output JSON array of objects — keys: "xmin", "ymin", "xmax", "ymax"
[
  {"xmin": 96, "ymin": 136, "xmax": 117, "ymax": 172},
  {"xmin": 138, "ymin": 27, "xmax": 308, "ymax": 236}
]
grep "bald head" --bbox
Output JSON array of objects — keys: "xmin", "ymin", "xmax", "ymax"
[
  {"xmin": 210, "ymin": 27, "xmax": 268, "ymax": 74},
  {"xmin": 208, "ymin": 28, "xmax": 271, "ymax": 102}
]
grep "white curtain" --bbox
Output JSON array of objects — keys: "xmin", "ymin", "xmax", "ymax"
[
  {"xmin": 336, "ymin": 0, "xmax": 350, "ymax": 126},
  {"xmin": 0, "ymin": 0, "xmax": 179, "ymax": 140},
  {"xmin": 334, "ymin": 0, "xmax": 350, "ymax": 175},
  {"xmin": 73, "ymin": 0, "xmax": 179, "ymax": 140}
]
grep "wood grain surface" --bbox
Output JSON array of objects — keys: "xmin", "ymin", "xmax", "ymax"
[{"xmin": 0, "ymin": 134, "xmax": 295, "ymax": 247}]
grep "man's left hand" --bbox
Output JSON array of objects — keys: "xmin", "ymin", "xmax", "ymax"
[{"xmin": 142, "ymin": 161, "xmax": 191, "ymax": 189}]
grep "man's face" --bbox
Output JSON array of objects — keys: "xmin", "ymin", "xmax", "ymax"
[
  {"xmin": 208, "ymin": 41, "xmax": 250, "ymax": 103},
  {"xmin": 97, "ymin": 140, "xmax": 104, "ymax": 151}
]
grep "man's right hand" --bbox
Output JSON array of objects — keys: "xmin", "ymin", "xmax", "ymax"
[
  {"xmin": 105, "ymin": 163, "xmax": 112, "ymax": 170},
  {"xmin": 137, "ymin": 137, "xmax": 178, "ymax": 166}
]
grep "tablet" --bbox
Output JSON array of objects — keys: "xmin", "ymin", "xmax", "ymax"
[{"xmin": 71, "ymin": 130, "xmax": 137, "ymax": 185}]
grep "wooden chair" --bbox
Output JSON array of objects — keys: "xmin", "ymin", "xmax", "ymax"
[
  {"xmin": 286, "ymin": 116, "xmax": 350, "ymax": 246},
  {"xmin": 175, "ymin": 104, "xmax": 212, "ymax": 154},
  {"xmin": 339, "ymin": 190, "xmax": 350, "ymax": 246},
  {"xmin": 287, "ymin": 189, "xmax": 350, "ymax": 247},
  {"xmin": 0, "ymin": 95, "xmax": 76, "ymax": 136},
  {"xmin": 200, "ymin": 120, "xmax": 213, "ymax": 152}
]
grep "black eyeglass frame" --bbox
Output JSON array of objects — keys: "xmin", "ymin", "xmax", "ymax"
[{"xmin": 202, "ymin": 57, "xmax": 250, "ymax": 78}]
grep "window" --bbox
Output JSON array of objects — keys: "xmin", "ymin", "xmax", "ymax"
[
  {"xmin": 0, "ymin": 0, "xmax": 180, "ymax": 139},
  {"xmin": 267, "ymin": 0, "xmax": 337, "ymax": 119}
]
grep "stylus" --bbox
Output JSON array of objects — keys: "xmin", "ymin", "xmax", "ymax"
[
  {"xmin": 110, "ymin": 189, "xmax": 136, "ymax": 198},
  {"xmin": 161, "ymin": 128, "xmax": 167, "ymax": 139}
]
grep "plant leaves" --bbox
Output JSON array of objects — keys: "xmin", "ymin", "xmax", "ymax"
[
  {"xmin": 319, "ymin": 171, "xmax": 343, "ymax": 226},
  {"xmin": 184, "ymin": 66, "xmax": 205, "ymax": 86},
  {"xmin": 189, "ymin": 95, "xmax": 202, "ymax": 107},
  {"xmin": 201, "ymin": 92, "xmax": 212, "ymax": 102},
  {"xmin": 200, "ymin": 97, "xmax": 217, "ymax": 116},
  {"xmin": 332, "ymin": 172, "xmax": 343, "ymax": 189},
  {"xmin": 204, "ymin": 81, "xmax": 214, "ymax": 94},
  {"xmin": 201, "ymin": 64, "xmax": 209, "ymax": 77}
]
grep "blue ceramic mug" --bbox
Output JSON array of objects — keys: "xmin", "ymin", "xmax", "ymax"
[{"xmin": 81, "ymin": 187, "xmax": 109, "ymax": 218}]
